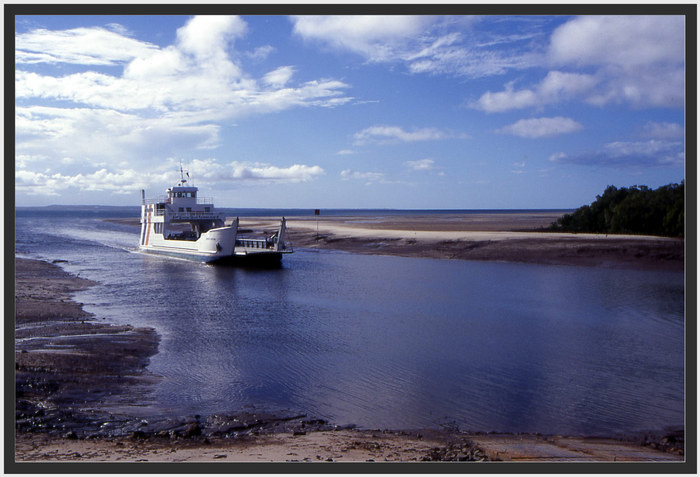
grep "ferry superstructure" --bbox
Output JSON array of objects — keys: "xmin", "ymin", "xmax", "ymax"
[{"xmin": 139, "ymin": 173, "xmax": 291, "ymax": 264}]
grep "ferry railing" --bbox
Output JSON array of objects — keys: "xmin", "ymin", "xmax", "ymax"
[
  {"xmin": 145, "ymin": 196, "xmax": 214, "ymax": 205},
  {"xmin": 170, "ymin": 213, "xmax": 221, "ymax": 221},
  {"xmin": 236, "ymin": 238, "xmax": 275, "ymax": 249}
]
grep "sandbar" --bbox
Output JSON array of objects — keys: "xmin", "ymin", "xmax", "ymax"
[
  {"xmin": 106, "ymin": 212, "xmax": 684, "ymax": 269},
  {"xmin": 245, "ymin": 213, "xmax": 685, "ymax": 270}
]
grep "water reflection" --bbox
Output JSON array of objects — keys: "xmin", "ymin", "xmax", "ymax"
[{"xmin": 16, "ymin": 215, "xmax": 685, "ymax": 436}]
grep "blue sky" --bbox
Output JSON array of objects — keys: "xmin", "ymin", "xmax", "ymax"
[{"xmin": 14, "ymin": 13, "xmax": 686, "ymax": 209}]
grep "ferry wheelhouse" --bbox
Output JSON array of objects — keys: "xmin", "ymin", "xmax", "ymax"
[{"xmin": 139, "ymin": 173, "xmax": 291, "ymax": 264}]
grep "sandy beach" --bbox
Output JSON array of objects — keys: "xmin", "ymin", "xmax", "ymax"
[
  {"xmin": 251, "ymin": 213, "xmax": 684, "ymax": 270},
  {"xmin": 12, "ymin": 212, "xmax": 687, "ymax": 466},
  {"xmin": 107, "ymin": 212, "xmax": 684, "ymax": 270}
]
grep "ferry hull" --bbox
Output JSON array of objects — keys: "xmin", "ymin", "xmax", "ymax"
[{"xmin": 139, "ymin": 225, "xmax": 237, "ymax": 263}]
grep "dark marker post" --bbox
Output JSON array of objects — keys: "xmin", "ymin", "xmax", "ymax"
[{"xmin": 314, "ymin": 209, "xmax": 320, "ymax": 238}]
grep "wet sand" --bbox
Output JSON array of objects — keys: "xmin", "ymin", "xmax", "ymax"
[
  {"xmin": 13, "ymin": 211, "xmax": 687, "ymax": 465},
  {"xmin": 109, "ymin": 212, "xmax": 684, "ymax": 270},
  {"xmin": 15, "ymin": 429, "xmax": 684, "ymax": 463},
  {"xmin": 14, "ymin": 258, "xmax": 160, "ymax": 432},
  {"xmin": 264, "ymin": 213, "xmax": 683, "ymax": 270}
]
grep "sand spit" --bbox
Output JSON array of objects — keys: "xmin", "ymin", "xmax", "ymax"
[
  {"xmin": 106, "ymin": 212, "xmax": 684, "ymax": 270},
  {"xmin": 247, "ymin": 214, "xmax": 684, "ymax": 270}
]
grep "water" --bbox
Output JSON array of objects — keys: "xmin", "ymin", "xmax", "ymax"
[{"xmin": 14, "ymin": 210, "xmax": 685, "ymax": 437}]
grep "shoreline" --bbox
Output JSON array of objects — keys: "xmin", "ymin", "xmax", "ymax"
[
  {"xmin": 12, "ymin": 256, "xmax": 685, "ymax": 463},
  {"xmin": 106, "ymin": 213, "xmax": 685, "ymax": 270}
]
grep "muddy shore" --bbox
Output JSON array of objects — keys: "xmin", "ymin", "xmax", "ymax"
[
  {"xmin": 272, "ymin": 214, "xmax": 683, "ymax": 270},
  {"xmin": 109, "ymin": 212, "xmax": 685, "ymax": 270},
  {"xmin": 12, "ymin": 212, "xmax": 687, "ymax": 465},
  {"xmin": 14, "ymin": 258, "xmax": 160, "ymax": 434}
]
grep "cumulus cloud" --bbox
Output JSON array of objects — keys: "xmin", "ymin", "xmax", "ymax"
[
  {"xmin": 643, "ymin": 121, "xmax": 684, "ymax": 139},
  {"xmin": 262, "ymin": 66, "xmax": 295, "ymax": 87},
  {"xmin": 471, "ymin": 15, "xmax": 685, "ymax": 112},
  {"xmin": 340, "ymin": 169, "xmax": 386, "ymax": 184},
  {"xmin": 471, "ymin": 71, "xmax": 598, "ymax": 112},
  {"xmin": 404, "ymin": 158, "xmax": 436, "ymax": 171},
  {"xmin": 496, "ymin": 116, "xmax": 583, "ymax": 138},
  {"xmin": 550, "ymin": 139, "xmax": 684, "ymax": 168},
  {"xmin": 15, "ymin": 168, "xmax": 153, "ymax": 196},
  {"xmin": 247, "ymin": 45, "xmax": 275, "ymax": 61},
  {"xmin": 15, "ymin": 16, "xmax": 351, "ymax": 196},
  {"xmin": 548, "ymin": 15, "xmax": 684, "ymax": 69},
  {"xmin": 176, "ymin": 15, "xmax": 247, "ymax": 59},
  {"xmin": 354, "ymin": 125, "xmax": 464, "ymax": 145},
  {"xmin": 551, "ymin": 15, "xmax": 685, "ymax": 108},
  {"xmin": 186, "ymin": 158, "xmax": 325, "ymax": 184},
  {"xmin": 16, "ymin": 157, "xmax": 325, "ymax": 196}
]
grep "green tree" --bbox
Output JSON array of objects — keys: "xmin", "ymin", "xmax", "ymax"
[{"xmin": 549, "ymin": 182, "xmax": 684, "ymax": 237}]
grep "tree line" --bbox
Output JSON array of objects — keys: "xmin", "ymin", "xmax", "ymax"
[{"xmin": 548, "ymin": 182, "xmax": 684, "ymax": 237}]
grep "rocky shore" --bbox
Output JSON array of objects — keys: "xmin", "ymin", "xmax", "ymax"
[
  {"xmin": 12, "ymin": 233, "xmax": 687, "ymax": 465},
  {"xmin": 14, "ymin": 258, "xmax": 160, "ymax": 435}
]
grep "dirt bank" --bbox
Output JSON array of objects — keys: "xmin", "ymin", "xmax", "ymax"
[
  {"xmin": 267, "ymin": 215, "xmax": 684, "ymax": 270},
  {"xmin": 14, "ymin": 258, "xmax": 160, "ymax": 434},
  {"xmin": 106, "ymin": 213, "xmax": 684, "ymax": 270},
  {"xmin": 15, "ymin": 428, "xmax": 684, "ymax": 463}
]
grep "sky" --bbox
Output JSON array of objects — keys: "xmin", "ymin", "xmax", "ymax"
[{"xmin": 14, "ymin": 11, "xmax": 687, "ymax": 209}]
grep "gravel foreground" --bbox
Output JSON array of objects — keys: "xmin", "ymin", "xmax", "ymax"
[{"xmin": 11, "ymin": 212, "xmax": 688, "ymax": 467}]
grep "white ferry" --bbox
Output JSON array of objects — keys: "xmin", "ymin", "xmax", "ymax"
[{"xmin": 139, "ymin": 172, "xmax": 291, "ymax": 264}]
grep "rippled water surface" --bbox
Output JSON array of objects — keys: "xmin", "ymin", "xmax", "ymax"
[{"xmin": 15, "ymin": 211, "xmax": 685, "ymax": 436}]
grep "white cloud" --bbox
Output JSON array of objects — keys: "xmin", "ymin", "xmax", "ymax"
[
  {"xmin": 15, "ymin": 16, "xmax": 352, "ymax": 192},
  {"xmin": 471, "ymin": 71, "xmax": 598, "ymax": 113},
  {"xmin": 15, "ymin": 26, "xmax": 159, "ymax": 65},
  {"xmin": 603, "ymin": 139, "xmax": 682, "ymax": 159},
  {"xmin": 404, "ymin": 158, "xmax": 436, "ymax": 171},
  {"xmin": 16, "ymin": 105, "xmax": 222, "ymax": 161},
  {"xmin": 176, "ymin": 15, "xmax": 247, "ymax": 59},
  {"xmin": 262, "ymin": 66, "xmax": 295, "ymax": 88},
  {"xmin": 340, "ymin": 169, "xmax": 386, "ymax": 184},
  {"xmin": 291, "ymin": 15, "xmax": 538, "ymax": 79},
  {"xmin": 643, "ymin": 121, "xmax": 684, "ymax": 139},
  {"xmin": 354, "ymin": 125, "xmax": 463, "ymax": 145},
  {"xmin": 472, "ymin": 15, "xmax": 685, "ymax": 112},
  {"xmin": 291, "ymin": 15, "xmax": 432, "ymax": 62},
  {"xmin": 229, "ymin": 162, "xmax": 325, "ymax": 182},
  {"xmin": 548, "ymin": 16, "xmax": 685, "ymax": 109},
  {"xmin": 16, "ymin": 157, "xmax": 325, "ymax": 196},
  {"xmin": 187, "ymin": 158, "xmax": 325, "ymax": 184},
  {"xmin": 336, "ymin": 149, "xmax": 355, "ymax": 156},
  {"xmin": 496, "ymin": 116, "xmax": 583, "ymax": 138},
  {"xmin": 550, "ymin": 139, "xmax": 684, "ymax": 168},
  {"xmin": 247, "ymin": 45, "xmax": 275, "ymax": 61},
  {"xmin": 15, "ymin": 168, "xmax": 152, "ymax": 196},
  {"xmin": 548, "ymin": 15, "xmax": 684, "ymax": 69}
]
